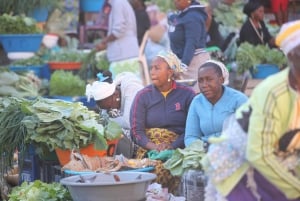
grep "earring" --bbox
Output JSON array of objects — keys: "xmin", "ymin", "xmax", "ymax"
[
  {"xmin": 168, "ymin": 77, "xmax": 171, "ymax": 82},
  {"xmin": 116, "ymin": 98, "xmax": 120, "ymax": 102}
]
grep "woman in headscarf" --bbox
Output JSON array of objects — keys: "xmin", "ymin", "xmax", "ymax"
[
  {"xmin": 130, "ymin": 50, "xmax": 196, "ymax": 193},
  {"xmin": 85, "ymin": 71, "xmax": 144, "ymax": 158},
  {"xmin": 239, "ymin": 0, "xmax": 275, "ymax": 47},
  {"xmin": 184, "ymin": 60, "xmax": 248, "ymax": 148},
  {"xmin": 202, "ymin": 20, "xmax": 300, "ymax": 201}
]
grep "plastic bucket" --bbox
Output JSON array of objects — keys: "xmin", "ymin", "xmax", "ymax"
[
  {"xmin": 80, "ymin": 0, "xmax": 105, "ymax": 12},
  {"xmin": 251, "ymin": 64, "xmax": 279, "ymax": 79}
]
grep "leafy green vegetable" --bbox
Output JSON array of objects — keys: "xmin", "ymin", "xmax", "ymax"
[
  {"xmin": 163, "ymin": 140, "xmax": 206, "ymax": 176},
  {"xmin": 48, "ymin": 49, "xmax": 85, "ymax": 62},
  {"xmin": 49, "ymin": 70, "xmax": 85, "ymax": 96},
  {"xmin": 0, "ymin": 71, "xmax": 42, "ymax": 98},
  {"xmin": 8, "ymin": 180, "xmax": 72, "ymax": 201},
  {"xmin": 0, "ymin": 14, "xmax": 42, "ymax": 34},
  {"xmin": 236, "ymin": 42, "xmax": 287, "ymax": 74},
  {"xmin": 11, "ymin": 55, "xmax": 45, "ymax": 66},
  {"xmin": 104, "ymin": 120, "xmax": 123, "ymax": 141}
]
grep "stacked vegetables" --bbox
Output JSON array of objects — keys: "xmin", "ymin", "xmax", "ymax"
[
  {"xmin": 163, "ymin": 140, "xmax": 206, "ymax": 176},
  {"xmin": 236, "ymin": 42, "xmax": 287, "ymax": 74},
  {"xmin": 0, "ymin": 97, "xmax": 122, "ymax": 168},
  {"xmin": 0, "ymin": 71, "xmax": 42, "ymax": 98}
]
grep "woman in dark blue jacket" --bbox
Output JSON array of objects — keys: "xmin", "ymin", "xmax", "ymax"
[{"xmin": 168, "ymin": 0, "xmax": 210, "ymax": 93}]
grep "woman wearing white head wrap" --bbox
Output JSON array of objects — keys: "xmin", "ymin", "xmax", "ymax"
[
  {"xmin": 185, "ymin": 59, "xmax": 248, "ymax": 147},
  {"xmin": 202, "ymin": 20, "xmax": 300, "ymax": 201},
  {"xmin": 85, "ymin": 71, "xmax": 143, "ymax": 158}
]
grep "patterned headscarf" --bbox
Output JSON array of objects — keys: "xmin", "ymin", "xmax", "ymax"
[
  {"xmin": 156, "ymin": 50, "xmax": 185, "ymax": 73},
  {"xmin": 275, "ymin": 20, "xmax": 300, "ymax": 55},
  {"xmin": 202, "ymin": 60, "xmax": 230, "ymax": 85}
]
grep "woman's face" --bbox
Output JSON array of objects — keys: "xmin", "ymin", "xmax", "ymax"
[
  {"xmin": 198, "ymin": 66, "xmax": 224, "ymax": 103},
  {"xmin": 150, "ymin": 57, "xmax": 173, "ymax": 91},
  {"xmin": 97, "ymin": 96, "xmax": 113, "ymax": 110},
  {"xmin": 173, "ymin": 0, "xmax": 190, "ymax": 11},
  {"xmin": 252, "ymin": 6, "xmax": 264, "ymax": 21}
]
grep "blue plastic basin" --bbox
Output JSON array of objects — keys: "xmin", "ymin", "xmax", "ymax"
[
  {"xmin": 251, "ymin": 64, "xmax": 280, "ymax": 79},
  {"xmin": 0, "ymin": 34, "xmax": 44, "ymax": 52}
]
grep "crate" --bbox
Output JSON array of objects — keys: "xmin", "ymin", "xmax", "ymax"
[
  {"xmin": 178, "ymin": 169, "xmax": 206, "ymax": 201},
  {"xmin": 39, "ymin": 159, "xmax": 62, "ymax": 183},
  {"xmin": 18, "ymin": 146, "xmax": 40, "ymax": 184}
]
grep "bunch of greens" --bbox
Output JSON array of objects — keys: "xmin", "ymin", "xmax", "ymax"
[
  {"xmin": 236, "ymin": 42, "xmax": 287, "ymax": 74},
  {"xmin": 0, "ymin": 14, "xmax": 42, "ymax": 34},
  {"xmin": 48, "ymin": 50, "xmax": 85, "ymax": 63},
  {"xmin": 8, "ymin": 180, "xmax": 72, "ymax": 201},
  {"xmin": 0, "ymin": 97, "xmax": 122, "ymax": 160},
  {"xmin": 0, "ymin": 97, "xmax": 31, "ymax": 167},
  {"xmin": 49, "ymin": 70, "xmax": 85, "ymax": 96},
  {"xmin": 11, "ymin": 55, "xmax": 45, "ymax": 66},
  {"xmin": 0, "ymin": 71, "xmax": 42, "ymax": 98},
  {"xmin": 163, "ymin": 140, "xmax": 206, "ymax": 176}
]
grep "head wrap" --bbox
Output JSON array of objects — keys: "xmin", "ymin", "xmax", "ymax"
[
  {"xmin": 156, "ymin": 50, "xmax": 185, "ymax": 73},
  {"xmin": 85, "ymin": 81, "xmax": 116, "ymax": 102},
  {"xmin": 202, "ymin": 60, "xmax": 229, "ymax": 85},
  {"xmin": 243, "ymin": 0, "xmax": 262, "ymax": 17},
  {"xmin": 275, "ymin": 20, "xmax": 300, "ymax": 55}
]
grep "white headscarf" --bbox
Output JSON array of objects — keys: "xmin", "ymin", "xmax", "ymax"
[
  {"xmin": 85, "ymin": 81, "xmax": 116, "ymax": 102},
  {"xmin": 202, "ymin": 60, "xmax": 230, "ymax": 85}
]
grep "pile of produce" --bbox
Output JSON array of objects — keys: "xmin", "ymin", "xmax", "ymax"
[
  {"xmin": 163, "ymin": 140, "xmax": 206, "ymax": 176},
  {"xmin": 236, "ymin": 42, "xmax": 287, "ymax": 74},
  {"xmin": 49, "ymin": 70, "xmax": 86, "ymax": 96},
  {"xmin": 0, "ymin": 14, "xmax": 42, "ymax": 34},
  {"xmin": 0, "ymin": 97, "xmax": 122, "ymax": 168},
  {"xmin": 0, "ymin": 71, "xmax": 42, "ymax": 98},
  {"xmin": 10, "ymin": 55, "xmax": 45, "ymax": 66},
  {"xmin": 8, "ymin": 180, "xmax": 72, "ymax": 201}
]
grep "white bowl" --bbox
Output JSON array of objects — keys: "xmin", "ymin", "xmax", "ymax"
[
  {"xmin": 60, "ymin": 172, "xmax": 156, "ymax": 201},
  {"xmin": 42, "ymin": 34, "xmax": 59, "ymax": 48}
]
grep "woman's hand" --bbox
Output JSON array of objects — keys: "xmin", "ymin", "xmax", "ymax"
[
  {"xmin": 95, "ymin": 40, "xmax": 107, "ymax": 51},
  {"xmin": 145, "ymin": 142, "xmax": 173, "ymax": 151},
  {"xmin": 157, "ymin": 143, "xmax": 173, "ymax": 151}
]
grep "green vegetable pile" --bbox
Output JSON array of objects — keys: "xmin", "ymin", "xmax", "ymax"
[
  {"xmin": 49, "ymin": 70, "xmax": 85, "ymax": 96},
  {"xmin": 0, "ymin": 14, "xmax": 42, "ymax": 34},
  {"xmin": 8, "ymin": 180, "xmax": 72, "ymax": 201},
  {"xmin": 163, "ymin": 140, "xmax": 206, "ymax": 176},
  {"xmin": 0, "ymin": 71, "xmax": 42, "ymax": 98},
  {"xmin": 48, "ymin": 50, "xmax": 85, "ymax": 62},
  {"xmin": 0, "ymin": 96, "xmax": 122, "ymax": 165},
  {"xmin": 236, "ymin": 42, "xmax": 287, "ymax": 74},
  {"xmin": 11, "ymin": 55, "xmax": 45, "ymax": 66}
]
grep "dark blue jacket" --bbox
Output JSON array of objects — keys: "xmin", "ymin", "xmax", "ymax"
[
  {"xmin": 130, "ymin": 82, "xmax": 195, "ymax": 149},
  {"xmin": 169, "ymin": 1, "xmax": 208, "ymax": 66}
]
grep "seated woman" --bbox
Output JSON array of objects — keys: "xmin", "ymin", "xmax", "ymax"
[
  {"xmin": 130, "ymin": 50, "xmax": 196, "ymax": 192},
  {"xmin": 185, "ymin": 60, "xmax": 248, "ymax": 148},
  {"xmin": 239, "ymin": 0, "xmax": 275, "ymax": 47},
  {"xmin": 85, "ymin": 70, "xmax": 144, "ymax": 158}
]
